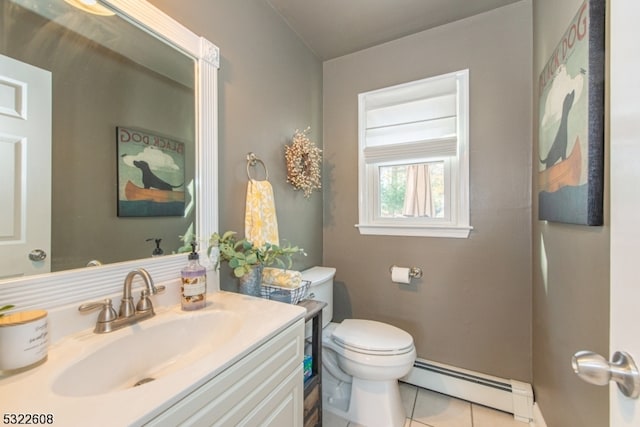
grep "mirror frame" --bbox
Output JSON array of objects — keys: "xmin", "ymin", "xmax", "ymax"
[{"xmin": 0, "ymin": 0, "xmax": 219, "ymax": 311}]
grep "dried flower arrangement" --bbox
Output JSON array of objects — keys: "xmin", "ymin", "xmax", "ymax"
[{"xmin": 284, "ymin": 127, "xmax": 322, "ymax": 198}]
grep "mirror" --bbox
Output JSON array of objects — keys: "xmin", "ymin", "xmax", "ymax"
[
  {"xmin": 0, "ymin": 0, "xmax": 219, "ymax": 293},
  {"xmin": 0, "ymin": 0, "xmax": 216, "ymax": 279}
]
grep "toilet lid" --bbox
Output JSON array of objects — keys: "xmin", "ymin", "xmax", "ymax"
[{"xmin": 331, "ymin": 319, "xmax": 414, "ymax": 354}]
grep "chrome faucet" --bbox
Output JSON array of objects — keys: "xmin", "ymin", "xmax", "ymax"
[{"xmin": 79, "ymin": 268, "xmax": 165, "ymax": 334}]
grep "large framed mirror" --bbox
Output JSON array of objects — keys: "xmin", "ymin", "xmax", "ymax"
[{"xmin": 0, "ymin": 0, "xmax": 218, "ymax": 310}]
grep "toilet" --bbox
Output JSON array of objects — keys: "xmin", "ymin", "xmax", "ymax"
[{"xmin": 301, "ymin": 266, "xmax": 416, "ymax": 427}]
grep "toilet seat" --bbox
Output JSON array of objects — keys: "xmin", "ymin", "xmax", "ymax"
[{"xmin": 331, "ymin": 319, "xmax": 414, "ymax": 356}]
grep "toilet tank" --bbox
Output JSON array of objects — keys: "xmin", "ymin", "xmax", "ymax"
[{"xmin": 301, "ymin": 266, "xmax": 335, "ymax": 328}]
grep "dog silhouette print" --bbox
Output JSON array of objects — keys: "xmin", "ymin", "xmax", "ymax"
[
  {"xmin": 540, "ymin": 90, "xmax": 575, "ymax": 169},
  {"xmin": 133, "ymin": 160, "xmax": 183, "ymax": 191}
]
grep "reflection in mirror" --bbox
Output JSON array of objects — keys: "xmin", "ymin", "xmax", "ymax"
[
  {"xmin": 0, "ymin": 0, "xmax": 218, "ymax": 314},
  {"xmin": 0, "ymin": 0, "xmax": 196, "ymax": 277}
]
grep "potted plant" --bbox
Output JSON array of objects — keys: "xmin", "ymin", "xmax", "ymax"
[{"xmin": 208, "ymin": 231, "xmax": 304, "ymax": 296}]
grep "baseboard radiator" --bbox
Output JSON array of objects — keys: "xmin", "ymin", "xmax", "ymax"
[{"xmin": 402, "ymin": 358, "xmax": 534, "ymax": 423}]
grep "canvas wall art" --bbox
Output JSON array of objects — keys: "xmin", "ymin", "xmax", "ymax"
[
  {"xmin": 117, "ymin": 126, "xmax": 186, "ymax": 217},
  {"xmin": 537, "ymin": 0, "xmax": 605, "ymax": 225}
]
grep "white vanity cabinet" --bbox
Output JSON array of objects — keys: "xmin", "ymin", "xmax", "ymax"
[{"xmin": 145, "ymin": 319, "xmax": 305, "ymax": 427}]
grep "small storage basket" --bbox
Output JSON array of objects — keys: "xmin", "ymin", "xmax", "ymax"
[{"xmin": 260, "ymin": 280, "xmax": 310, "ymax": 304}]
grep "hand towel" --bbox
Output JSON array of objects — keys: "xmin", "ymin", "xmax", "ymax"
[
  {"xmin": 262, "ymin": 267, "xmax": 303, "ymax": 289},
  {"xmin": 244, "ymin": 179, "xmax": 279, "ymax": 248}
]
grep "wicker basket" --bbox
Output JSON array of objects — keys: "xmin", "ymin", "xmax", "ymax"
[{"xmin": 260, "ymin": 280, "xmax": 310, "ymax": 305}]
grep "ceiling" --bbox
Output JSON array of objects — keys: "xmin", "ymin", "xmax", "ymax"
[{"xmin": 265, "ymin": 0, "xmax": 523, "ymax": 61}]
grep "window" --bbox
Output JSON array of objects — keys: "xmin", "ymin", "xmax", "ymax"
[{"xmin": 356, "ymin": 70, "xmax": 471, "ymax": 238}]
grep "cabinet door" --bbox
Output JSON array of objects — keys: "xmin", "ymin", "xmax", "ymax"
[
  {"xmin": 145, "ymin": 319, "xmax": 304, "ymax": 427},
  {"xmin": 240, "ymin": 368, "xmax": 303, "ymax": 426}
]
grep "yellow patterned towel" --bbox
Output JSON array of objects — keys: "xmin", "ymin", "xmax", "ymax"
[
  {"xmin": 245, "ymin": 179, "xmax": 279, "ymax": 248},
  {"xmin": 262, "ymin": 268, "xmax": 303, "ymax": 289}
]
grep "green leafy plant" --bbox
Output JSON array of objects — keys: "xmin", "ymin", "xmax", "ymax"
[
  {"xmin": 0, "ymin": 304, "xmax": 15, "ymax": 317},
  {"xmin": 208, "ymin": 231, "xmax": 304, "ymax": 278}
]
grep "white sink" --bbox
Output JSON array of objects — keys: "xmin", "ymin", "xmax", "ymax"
[{"xmin": 52, "ymin": 309, "xmax": 241, "ymax": 397}]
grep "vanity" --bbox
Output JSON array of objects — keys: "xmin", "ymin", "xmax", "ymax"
[{"xmin": 1, "ymin": 291, "xmax": 306, "ymax": 426}]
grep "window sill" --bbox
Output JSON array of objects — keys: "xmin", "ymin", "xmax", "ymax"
[{"xmin": 355, "ymin": 224, "xmax": 472, "ymax": 238}]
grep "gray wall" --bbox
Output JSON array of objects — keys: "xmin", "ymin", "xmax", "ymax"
[
  {"xmin": 532, "ymin": 0, "xmax": 610, "ymax": 425},
  {"xmin": 323, "ymin": 1, "xmax": 533, "ymax": 381},
  {"xmin": 148, "ymin": 0, "xmax": 324, "ymax": 288}
]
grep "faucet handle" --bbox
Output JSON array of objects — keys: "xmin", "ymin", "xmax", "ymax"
[
  {"xmin": 136, "ymin": 290, "xmax": 153, "ymax": 313},
  {"xmin": 78, "ymin": 299, "xmax": 118, "ymax": 323},
  {"xmin": 136, "ymin": 285, "xmax": 165, "ymax": 313}
]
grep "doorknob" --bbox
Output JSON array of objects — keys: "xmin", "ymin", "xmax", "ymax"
[
  {"xmin": 572, "ymin": 350, "xmax": 640, "ymax": 398},
  {"xmin": 28, "ymin": 249, "xmax": 47, "ymax": 262}
]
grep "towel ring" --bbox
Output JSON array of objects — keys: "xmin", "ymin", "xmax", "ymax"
[{"xmin": 246, "ymin": 152, "xmax": 269, "ymax": 180}]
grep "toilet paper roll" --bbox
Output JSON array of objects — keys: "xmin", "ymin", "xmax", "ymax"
[{"xmin": 391, "ymin": 266, "xmax": 411, "ymax": 284}]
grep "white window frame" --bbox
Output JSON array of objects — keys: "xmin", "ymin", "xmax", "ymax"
[{"xmin": 356, "ymin": 70, "xmax": 472, "ymax": 238}]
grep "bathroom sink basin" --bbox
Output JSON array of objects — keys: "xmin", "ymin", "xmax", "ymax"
[{"xmin": 52, "ymin": 309, "xmax": 241, "ymax": 397}]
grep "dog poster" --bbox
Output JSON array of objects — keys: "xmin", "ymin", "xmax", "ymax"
[
  {"xmin": 537, "ymin": 0, "xmax": 604, "ymax": 225},
  {"xmin": 117, "ymin": 126, "xmax": 186, "ymax": 217}
]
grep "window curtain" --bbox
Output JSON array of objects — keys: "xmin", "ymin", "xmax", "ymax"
[{"xmin": 402, "ymin": 164, "xmax": 434, "ymax": 217}]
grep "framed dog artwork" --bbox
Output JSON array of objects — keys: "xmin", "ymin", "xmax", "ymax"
[
  {"xmin": 116, "ymin": 126, "xmax": 186, "ymax": 217},
  {"xmin": 537, "ymin": 0, "xmax": 605, "ymax": 225}
]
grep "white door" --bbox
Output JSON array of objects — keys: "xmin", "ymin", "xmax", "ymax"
[
  {"xmin": 609, "ymin": 0, "xmax": 640, "ymax": 425},
  {"xmin": 0, "ymin": 54, "xmax": 52, "ymax": 279}
]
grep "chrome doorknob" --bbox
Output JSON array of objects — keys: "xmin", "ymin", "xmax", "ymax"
[
  {"xmin": 572, "ymin": 350, "xmax": 640, "ymax": 398},
  {"xmin": 28, "ymin": 249, "xmax": 47, "ymax": 262}
]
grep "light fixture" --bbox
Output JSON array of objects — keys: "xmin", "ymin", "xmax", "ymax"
[{"xmin": 64, "ymin": 0, "xmax": 116, "ymax": 16}]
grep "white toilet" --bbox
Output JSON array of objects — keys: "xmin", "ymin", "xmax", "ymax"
[{"xmin": 301, "ymin": 266, "xmax": 416, "ymax": 427}]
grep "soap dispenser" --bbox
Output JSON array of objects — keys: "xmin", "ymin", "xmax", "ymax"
[
  {"xmin": 146, "ymin": 237, "xmax": 164, "ymax": 256},
  {"xmin": 181, "ymin": 242, "xmax": 206, "ymax": 310}
]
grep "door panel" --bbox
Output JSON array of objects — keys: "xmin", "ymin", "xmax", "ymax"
[
  {"xmin": 0, "ymin": 54, "xmax": 52, "ymax": 279},
  {"xmin": 610, "ymin": 0, "xmax": 640, "ymax": 425}
]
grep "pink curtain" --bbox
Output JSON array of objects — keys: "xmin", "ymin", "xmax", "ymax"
[{"xmin": 403, "ymin": 164, "xmax": 434, "ymax": 217}]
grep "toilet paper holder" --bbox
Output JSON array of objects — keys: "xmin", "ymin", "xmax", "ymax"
[{"xmin": 389, "ymin": 265, "xmax": 423, "ymax": 279}]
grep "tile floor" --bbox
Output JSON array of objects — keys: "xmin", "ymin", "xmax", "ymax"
[{"xmin": 322, "ymin": 382, "xmax": 529, "ymax": 427}]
